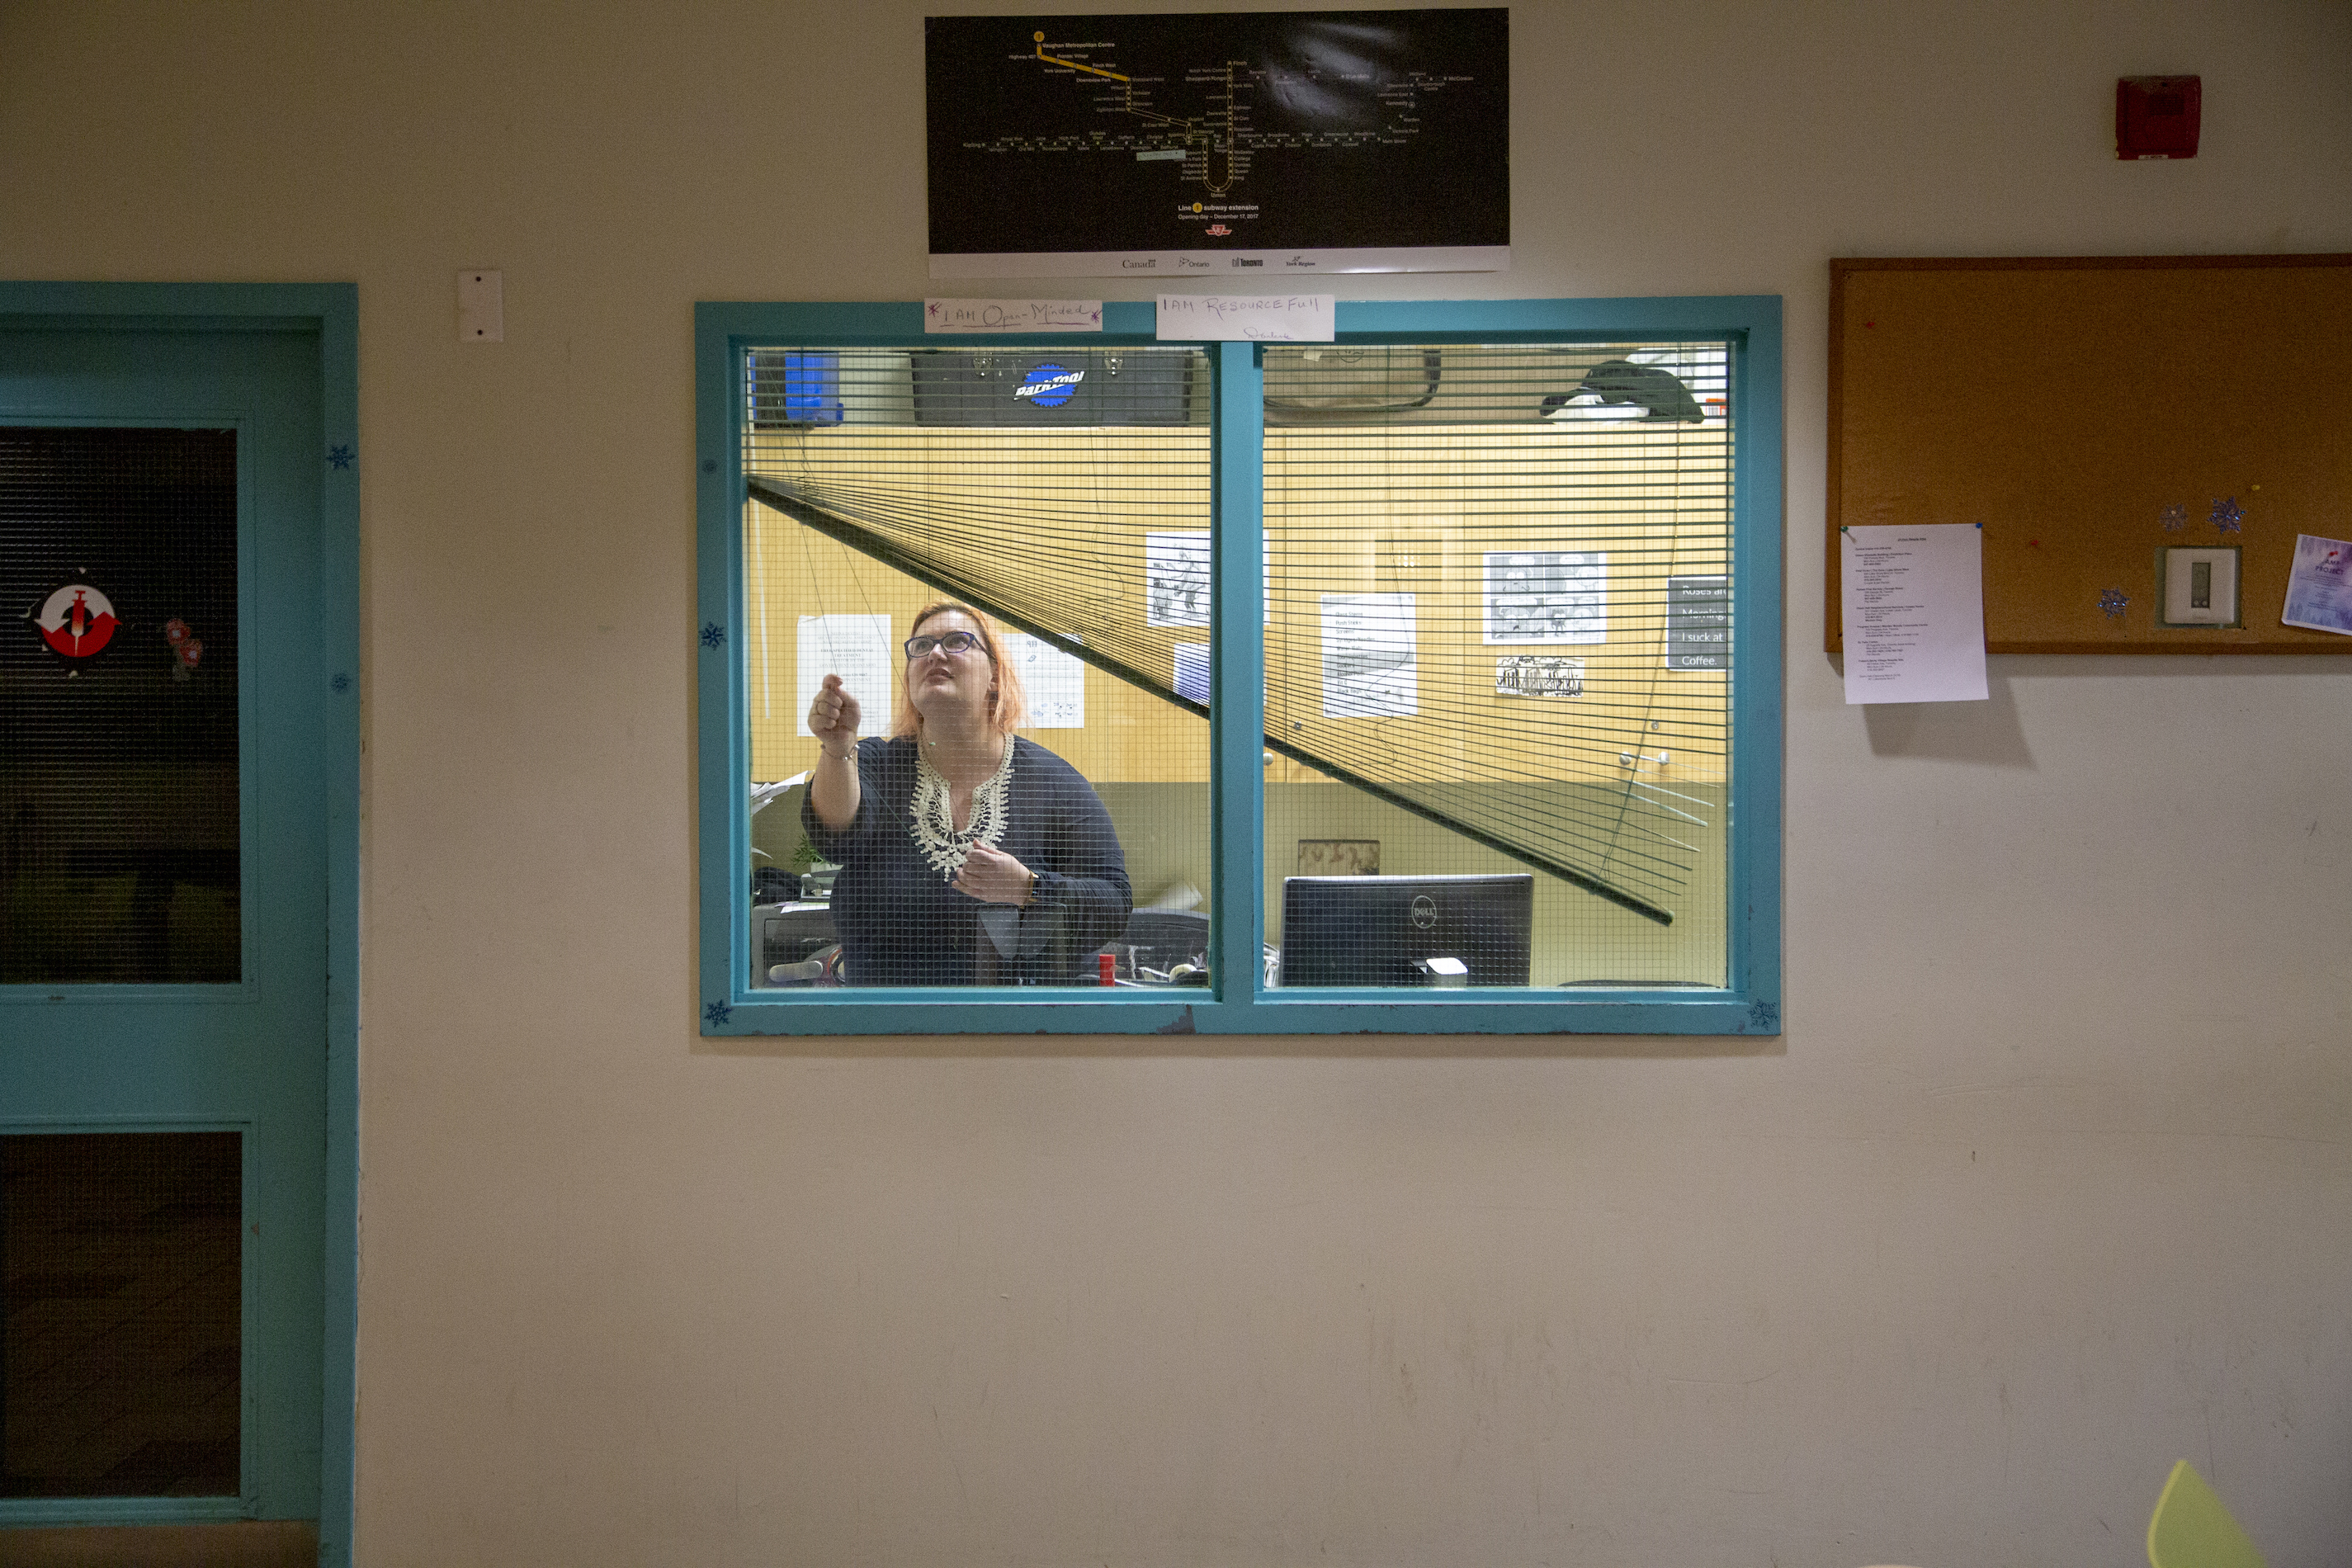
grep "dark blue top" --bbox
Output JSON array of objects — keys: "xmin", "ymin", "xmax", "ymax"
[{"xmin": 801, "ymin": 736, "xmax": 1131, "ymax": 985}]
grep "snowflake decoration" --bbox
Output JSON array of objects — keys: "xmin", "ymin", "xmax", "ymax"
[
  {"xmin": 330, "ymin": 673, "xmax": 352, "ymax": 694},
  {"xmin": 1746, "ymin": 999, "xmax": 1780, "ymax": 1033},
  {"xmin": 700, "ymin": 621, "xmax": 726, "ymax": 648},
  {"xmin": 2209, "ymin": 496, "xmax": 2244, "ymax": 534},
  {"xmin": 703, "ymin": 999, "xmax": 734, "ymax": 1027},
  {"xmin": 2159, "ymin": 502, "xmax": 2188, "ymax": 532},
  {"xmin": 327, "ymin": 444, "xmax": 355, "ymax": 470},
  {"xmin": 700, "ymin": 458, "xmax": 719, "ymax": 474},
  {"xmin": 2098, "ymin": 587, "xmax": 2129, "ymax": 618}
]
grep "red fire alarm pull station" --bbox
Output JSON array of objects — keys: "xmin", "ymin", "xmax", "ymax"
[{"xmin": 2117, "ymin": 75, "xmax": 2201, "ymax": 159}]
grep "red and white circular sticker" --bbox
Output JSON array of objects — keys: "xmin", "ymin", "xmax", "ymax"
[{"xmin": 35, "ymin": 582, "xmax": 120, "ymax": 659}]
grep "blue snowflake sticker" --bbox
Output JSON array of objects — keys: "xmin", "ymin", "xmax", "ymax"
[
  {"xmin": 1746, "ymin": 999, "xmax": 1779, "ymax": 1033},
  {"xmin": 2159, "ymin": 502, "xmax": 2188, "ymax": 532},
  {"xmin": 327, "ymin": 444, "xmax": 355, "ymax": 470},
  {"xmin": 2099, "ymin": 588, "xmax": 2129, "ymax": 618},
  {"xmin": 2209, "ymin": 496, "xmax": 2244, "ymax": 534},
  {"xmin": 703, "ymin": 999, "xmax": 734, "ymax": 1027},
  {"xmin": 700, "ymin": 621, "xmax": 726, "ymax": 649},
  {"xmin": 330, "ymin": 673, "xmax": 352, "ymax": 694}
]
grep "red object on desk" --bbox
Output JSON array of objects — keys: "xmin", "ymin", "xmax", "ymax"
[{"xmin": 1099, "ymin": 952, "xmax": 1117, "ymax": 985}]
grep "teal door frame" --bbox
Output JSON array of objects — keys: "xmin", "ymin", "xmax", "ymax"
[{"xmin": 0, "ymin": 283, "xmax": 359, "ymax": 1565}]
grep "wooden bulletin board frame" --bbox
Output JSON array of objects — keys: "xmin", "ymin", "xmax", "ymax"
[{"xmin": 1827, "ymin": 255, "xmax": 2352, "ymax": 654}]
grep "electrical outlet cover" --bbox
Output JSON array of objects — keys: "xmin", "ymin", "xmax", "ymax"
[{"xmin": 457, "ymin": 270, "xmax": 503, "ymax": 342}]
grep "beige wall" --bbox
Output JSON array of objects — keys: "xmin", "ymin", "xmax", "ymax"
[{"xmin": 6, "ymin": 2, "xmax": 2350, "ymax": 1562}]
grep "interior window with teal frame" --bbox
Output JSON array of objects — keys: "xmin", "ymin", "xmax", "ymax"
[{"xmin": 696, "ymin": 298, "xmax": 1782, "ymax": 1036}]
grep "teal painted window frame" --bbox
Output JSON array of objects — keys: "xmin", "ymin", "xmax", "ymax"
[
  {"xmin": 697, "ymin": 298, "xmax": 1782, "ymax": 1037},
  {"xmin": 0, "ymin": 283, "xmax": 361, "ymax": 1563}
]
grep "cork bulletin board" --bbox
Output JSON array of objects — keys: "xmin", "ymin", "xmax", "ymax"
[{"xmin": 1826, "ymin": 255, "xmax": 2352, "ymax": 654}]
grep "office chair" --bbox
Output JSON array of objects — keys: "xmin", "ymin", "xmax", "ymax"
[{"xmin": 2147, "ymin": 1459, "xmax": 2266, "ymax": 1568}]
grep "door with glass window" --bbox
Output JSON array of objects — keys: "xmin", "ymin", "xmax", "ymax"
[{"xmin": 0, "ymin": 321, "xmax": 328, "ymax": 1528}]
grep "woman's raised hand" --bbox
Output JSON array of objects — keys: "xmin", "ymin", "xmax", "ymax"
[
  {"xmin": 809, "ymin": 673, "xmax": 861, "ymax": 756},
  {"xmin": 954, "ymin": 842, "xmax": 1035, "ymax": 907}
]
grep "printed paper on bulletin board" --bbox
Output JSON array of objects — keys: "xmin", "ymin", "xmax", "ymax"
[{"xmin": 1826, "ymin": 255, "xmax": 2352, "ymax": 654}]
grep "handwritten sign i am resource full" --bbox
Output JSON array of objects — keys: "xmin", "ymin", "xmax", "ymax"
[
  {"xmin": 1840, "ymin": 524, "xmax": 1988, "ymax": 704},
  {"xmin": 1156, "ymin": 294, "xmax": 1335, "ymax": 342},
  {"xmin": 923, "ymin": 299, "xmax": 1103, "ymax": 333}
]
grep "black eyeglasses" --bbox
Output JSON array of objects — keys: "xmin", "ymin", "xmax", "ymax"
[{"xmin": 904, "ymin": 630, "xmax": 987, "ymax": 659}]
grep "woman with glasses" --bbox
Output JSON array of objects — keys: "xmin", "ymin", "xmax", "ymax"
[{"xmin": 802, "ymin": 601, "xmax": 1131, "ymax": 985}]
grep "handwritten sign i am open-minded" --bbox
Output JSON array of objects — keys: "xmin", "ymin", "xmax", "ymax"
[
  {"xmin": 923, "ymin": 299, "xmax": 1104, "ymax": 333},
  {"xmin": 1156, "ymin": 294, "xmax": 1335, "ymax": 342}
]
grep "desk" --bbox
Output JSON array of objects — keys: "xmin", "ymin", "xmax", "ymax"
[{"xmin": 749, "ymin": 901, "xmax": 1211, "ymax": 987}]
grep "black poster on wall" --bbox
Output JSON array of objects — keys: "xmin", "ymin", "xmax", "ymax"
[
  {"xmin": 1665, "ymin": 576, "xmax": 1731, "ymax": 672},
  {"xmin": 925, "ymin": 9, "xmax": 1509, "ymax": 277}
]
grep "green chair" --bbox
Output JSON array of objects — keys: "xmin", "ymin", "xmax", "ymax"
[{"xmin": 2148, "ymin": 1459, "xmax": 2266, "ymax": 1568}]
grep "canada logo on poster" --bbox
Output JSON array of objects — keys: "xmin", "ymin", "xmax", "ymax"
[{"xmin": 34, "ymin": 582, "xmax": 119, "ymax": 660}]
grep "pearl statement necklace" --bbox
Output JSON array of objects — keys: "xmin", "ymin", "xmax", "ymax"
[{"xmin": 909, "ymin": 741, "xmax": 1013, "ymax": 881}]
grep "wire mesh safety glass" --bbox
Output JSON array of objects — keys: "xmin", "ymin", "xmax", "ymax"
[
  {"xmin": 735, "ymin": 339, "xmax": 1734, "ymax": 997},
  {"xmin": 1263, "ymin": 343, "xmax": 1731, "ymax": 989},
  {"xmin": 741, "ymin": 348, "xmax": 1213, "ymax": 989},
  {"xmin": 2, "ymin": 1131, "xmax": 242, "ymax": 1498},
  {"xmin": 0, "ymin": 427, "xmax": 241, "ymax": 986}
]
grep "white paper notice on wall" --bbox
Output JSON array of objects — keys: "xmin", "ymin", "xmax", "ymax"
[
  {"xmin": 1156, "ymin": 294, "xmax": 1335, "ymax": 342},
  {"xmin": 796, "ymin": 614, "xmax": 894, "ymax": 737},
  {"xmin": 1840, "ymin": 524, "xmax": 1988, "ymax": 704},
  {"xmin": 1321, "ymin": 593, "xmax": 1417, "ymax": 718},
  {"xmin": 1481, "ymin": 550, "xmax": 1607, "ymax": 644},
  {"xmin": 1000, "ymin": 632, "xmax": 1087, "ymax": 728},
  {"xmin": 1145, "ymin": 531, "xmax": 1212, "ymax": 627},
  {"xmin": 923, "ymin": 299, "xmax": 1103, "ymax": 333}
]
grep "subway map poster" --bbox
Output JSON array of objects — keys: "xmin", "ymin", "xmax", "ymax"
[{"xmin": 925, "ymin": 10, "xmax": 1509, "ymax": 278}]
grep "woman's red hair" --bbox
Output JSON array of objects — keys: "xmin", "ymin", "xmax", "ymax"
[{"xmin": 890, "ymin": 601, "xmax": 1027, "ymax": 739}]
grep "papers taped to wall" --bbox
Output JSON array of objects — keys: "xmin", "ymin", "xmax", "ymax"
[
  {"xmin": 1483, "ymin": 550, "xmax": 1607, "ymax": 644},
  {"xmin": 1000, "ymin": 632, "xmax": 1087, "ymax": 727},
  {"xmin": 1840, "ymin": 524, "xmax": 1988, "ymax": 704},
  {"xmin": 1320, "ymin": 593, "xmax": 1416, "ymax": 717},
  {"xmin": 796, "ymin": 613, "xmax": 894, "ymax": 736},
  {"xmin": 1145, "ymin": 531, "xmax": 1211, "ymax": 627},
  {"xmin": 1494, "ymin": 654, "xmax": 1583, "ymax": 697}
]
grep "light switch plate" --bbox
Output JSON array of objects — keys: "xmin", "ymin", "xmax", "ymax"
[
  {"xmin": 2158, "ymin": 545, "xmax": 2240, "ymax": 627},
  {"xmin": 457, "ymin": 270, "xmax": 503, "ymax": 342}
]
